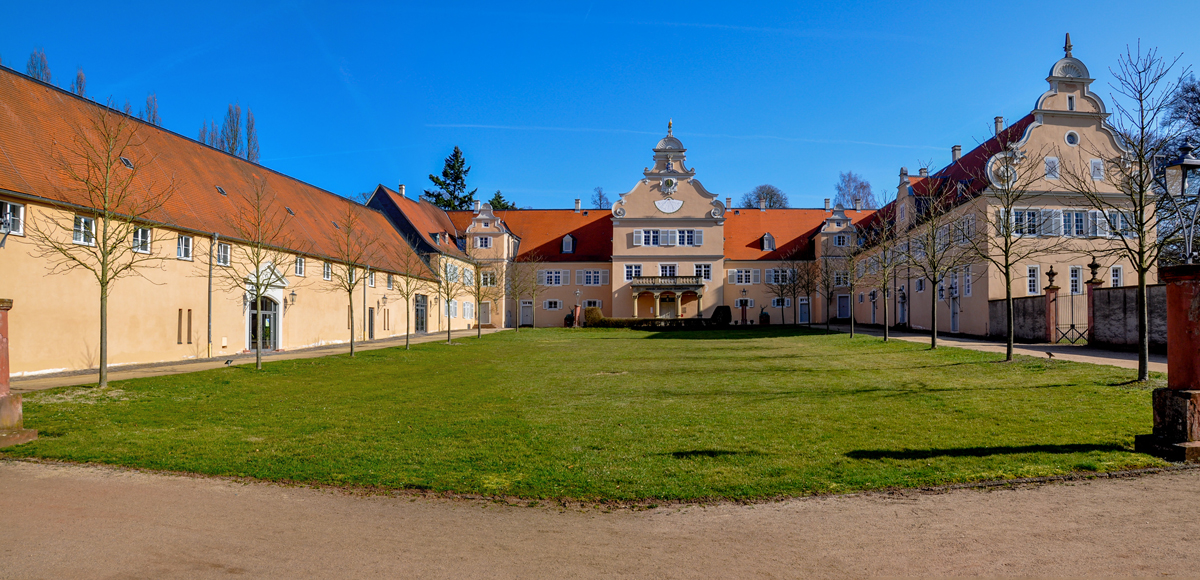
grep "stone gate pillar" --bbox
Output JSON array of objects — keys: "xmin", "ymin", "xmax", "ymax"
[
  {"xmin": 0, "ymin": 299, "xmax": 37, "ymax": 447},
  {"xmin": 1084, "ymin": 258, "xmax": 1103, "ymax": 345},
  {"xmin": 1135, "ymin": 265, "xmax": 1200, "ymax": 462},
  {"xmin": 1044, "ymin": 267, "xmax": 1059, "ymax": 344}
]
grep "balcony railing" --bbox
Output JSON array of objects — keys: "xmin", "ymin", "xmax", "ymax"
[{"xmin": 630, "ymin": 276, "xmax": 704, "ymax": 287}]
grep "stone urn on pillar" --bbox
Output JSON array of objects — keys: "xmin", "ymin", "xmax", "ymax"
[
  {"xmin": 1135, "ymin": 265, "xmax": 1200, "ymax": 462},
  {"xmin": 0, "ymin": 299, "xmax": 37, "ymax": 447}
]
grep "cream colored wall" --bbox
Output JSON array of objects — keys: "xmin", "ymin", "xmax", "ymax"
[{"xmin": 0, "ymin": 197, "xmax": 430, "ymax": 375}]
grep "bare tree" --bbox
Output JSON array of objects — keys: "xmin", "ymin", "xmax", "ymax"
[
  {"xmin": 325, "ymin": 203, "xmax": 380, "ymax": 357},
  {"xmin": 591, "ymin": 186, "xmax": 610, "ymax": 209},
  {"xmin": 506, "ymin": 253, "xmax": 545, "ymax": 331},
  {"xmin": 1169, "ymin": 74, "xmax": 1200, "ymax": 141},
  {"xmin": 221, "ymin": 104, "xmax": 243, "ymax": 157},
  {"xmin": 739, "ymin": 184, "xmax": 788, "ymax": 209},
  {"xmin": 961, "ymin": 142, "xmax": 1066, "ymax": 360},
  {"xmin": 834, "ymin": 171, "xmax": 879, "ymax": 209},
  {"xmin": 765, "ymin": 249, "xmax": 814, "ymax": 325},
  {"xmin": 384, "ymin": 236, "xmax": 431, "ymax": 349},
  {"xmin": 70, "ymin": 68, "xmax": 86, "ymax": 97},
  {"xmin": 1060, "ymin": 44, "xmax": 1188, "ymax": 381},
  {"xmin": 246, "ymin": 108, "xmax": 260, "ymax": 163},
  {"xmin": 26, "ymin": 49, "xmax": 50, "ymax": 83},
  {"xmin": 140, "ymin": 93, "xmax": 161, "ymax": 126},
  {"xmin": 815, "ymin": 240, "xmax": 843, "ymax": 330},
  {"xmin": 462, "ymin": 240, "xmax": 505, "ymax": 338},
  {"xmin": 903, "ymin": 169, "xmax": 972, "ymax": 349},
  {"xmin": 858, "ymin": 205, "xmax": 905, "ymax": 341},
  {"xmin": 26, "ymin": 107, "xmax": 176, "ymax": 387},
  {"xmin": 122, "ymin": 100, "xmax": 133, "ymax": 116},
  {"xmin": 842, "ymin": 235, "xmax": 869, "ymax": 338},
  {"xmin": 428, "ymin": 253, "xmax": 469, "ymax": 343},
  {"xmin": 205, "ymin": 175, "xmax": 302, "ymax": 370}
]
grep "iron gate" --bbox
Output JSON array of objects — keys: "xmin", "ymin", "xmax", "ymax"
[{"xmin": 1055, "ymin": 292, "xmax": 1089, "ymax": 344}]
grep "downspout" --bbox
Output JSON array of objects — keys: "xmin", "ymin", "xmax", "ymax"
[
  {"xmin": 363, "ymin": 266, "xmax": 369, "ymax": 341},
  {"xmin": 208, "ymin": 232, "xmax": 218, "ymax": 359}
]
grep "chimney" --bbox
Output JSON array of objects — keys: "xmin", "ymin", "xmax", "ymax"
[
  {"xmin": 824, "ymin": 198, "xmax": 831, "ymax": 212},
  {"xmin": 473, "ymin": 200, "xmax": 481, "ymax": 213},
  {"xmin": 759, "ymin": 198, "xmax": 766, "ymax": 212},
  {"xmin": 919, "ymin": 168, "xmax": 928, "ymax": 177},
  {"xmin": 952, "ymin": 145, "xmax": 962, "ymax": 162},
  {"xmin": 398, "ymin": 184, "xmax": 406, "ymax": 197},
  {"xmin": 994, "ymin": 116, "xmax": 1004, "ymax": 136},
  {"xmin": 574, "ymin": 198, "xmax": 581, "ymax": 213},
  {"xmin": 726, "ymin": 197, "xmax": 732, "ymax": 209},
  {"xmin": 854, "ymin": 198, "xmax": 862, "ymax": 212}
]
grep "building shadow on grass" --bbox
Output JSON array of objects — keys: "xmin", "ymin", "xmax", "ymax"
[
  {"xmin": 658, "ymin": 449, "xmax": 765, "ymax": 459},
  {"xmin": 640, "ymin": 327, "xmax": 838, "ymax": 341},
  {"xmin": 845, "ymin": 443, "xmax": 1126, "ymax": 460}
]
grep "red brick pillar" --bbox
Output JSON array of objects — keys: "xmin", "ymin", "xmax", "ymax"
[
  {"xmin": 0, "ymin": 298, "xmax": 37, "ymax": 447},
  {"xmin": 1044, "ymin": 266, "xmax": 1059, "ymax": 344},
  {"xmin": 1136, "ymin": 264, "xmax": 1200, "ymax": 462},
  {"xmin": 1085, "ymin": 257, "xmax": 1103, "ymax": 345}
]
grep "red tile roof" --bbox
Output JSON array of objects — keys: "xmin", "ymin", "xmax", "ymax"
[
  {"xmin": 447, "ymin": 209, "xmax": 614, "ymax": 262},
  {"xmin": 912, "ymin": 114, "xmax": 1037, "ymax": 200},
  {"xmin": 0, "ymin": 67, "xmax": 429, "ymax": 278},
  {"xmin": 723, "ymin": 208, "xmax": 875, "ymax": 260}
]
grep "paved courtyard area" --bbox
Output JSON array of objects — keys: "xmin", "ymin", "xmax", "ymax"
[{"xmin": 2, "ymin": 459, "xmax": 1197, "ymax": 578}]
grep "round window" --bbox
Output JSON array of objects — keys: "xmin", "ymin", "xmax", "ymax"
[{"xmin": 1065, "ymin": 131, "xmax": 1080, "ymax": 146}]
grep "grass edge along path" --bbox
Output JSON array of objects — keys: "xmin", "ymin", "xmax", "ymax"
[{"xmin": 2, "ymin": 327, "xmax": 1167, "ymax": 501}]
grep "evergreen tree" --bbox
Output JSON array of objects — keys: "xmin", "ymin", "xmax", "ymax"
[
  {"xmin": 488, "ymin": 190, "xmax": 516, "ymax": 210},
  {"xmin": 425, "ymin": 146, "xmax": 478, "ymax": 210}
]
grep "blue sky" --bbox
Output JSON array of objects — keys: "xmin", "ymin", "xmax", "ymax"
[{"xmin": 4, "ymin": 1, "xmax": 1195, "ymax": 209}]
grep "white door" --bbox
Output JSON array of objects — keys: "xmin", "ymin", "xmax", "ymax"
[
  {"xmin": 520, "ymin": 301, "xmax": 534, "ymax": 326},
  {"xmin": 480, "ymin": 302, "xmax": 491, "ymax": 325},
  {"xmin": 837, "ymin": 295, "xmax": 851, "ymax": 319}
]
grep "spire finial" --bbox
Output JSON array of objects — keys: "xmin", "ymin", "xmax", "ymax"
[
  {"xmin": 668, "ymin": 118, "xmax": 673, "ymax": 135},
  {"xmin": 1064, "ymin": 33, "xmax": 1073, "ymax": 58}
]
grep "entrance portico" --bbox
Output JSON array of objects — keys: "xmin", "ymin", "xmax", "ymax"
[{"xmin": 630, "ymin": 276, "xmax": 704, "ymax": 318}]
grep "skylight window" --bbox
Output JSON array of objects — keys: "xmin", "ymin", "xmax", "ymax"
[
  {"xmin": 286, "ymin": 207, "xmax": 295, "ymax": 216},
  {"xmin": 216, "ymin": 186, "xmax": 227, "ymax": 196},
  {"xmin": 332, "ymin": 221, "xmax": 340, "ymax": 229},
  {"xmin": 119, "ymin": 157, "xmax": 134, "ymax": 169}
]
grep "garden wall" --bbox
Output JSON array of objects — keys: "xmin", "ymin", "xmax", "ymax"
[
  {"xmin": 988, "ymin": 295, "xmax": 1046, "ymax": 343},
  {"xmin": 1090, "ymin": 284, "xmax": 1167, "ymax": 353}
]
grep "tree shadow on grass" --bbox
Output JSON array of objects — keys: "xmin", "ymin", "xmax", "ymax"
[
  {"xmin": 659, "ymin": 449, "xmax": 765, "ymax": 459},
  {"xmin": 845, "ymin": 443, "xmax": 1126, "ymax": 460}
]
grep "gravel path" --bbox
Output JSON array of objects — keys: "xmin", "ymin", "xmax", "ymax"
[{"xmin": 2, "ymin": 460, "xmax": 1198, "ymax": 578}]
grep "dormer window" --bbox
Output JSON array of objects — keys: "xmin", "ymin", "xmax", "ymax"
[
  {"xmin": 1067, "ymin": 95, "xmax": 1076, "ymax": 111},
  {"xmin": 562, "ymin": 234, "xmax": 575, "ymax": 254},
  {"xmin": 762, "ymin": 233, "xmax": 775, "ymax": 251},
  {"xmin": 834, "ymin": 234, "xmax": 848, "ymax": 247},
  {"xmin": 482, "ymin": 221, "xmax": 490, "ymax": 228}
]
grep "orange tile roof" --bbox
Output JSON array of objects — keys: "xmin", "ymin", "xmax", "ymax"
[
  {"xmin": 379, "ymin": 187, "xmax": 469, "ymax": 260},
  {"xmin": 448, "ymin": 209, "xmax": 613, "ymax": 262},
  {"xmin": 723, "ymin": 208, "xmax": 875, "ymax": 260},
  {"xmin": 0, "ymin": 67, "xmax": 429, "ymax": 278}
]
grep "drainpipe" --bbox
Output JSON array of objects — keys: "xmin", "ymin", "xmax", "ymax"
[
  {"xmin": 208, "ymin": 232, "xmax": 217, "ymax": 359},
  {"xmin": 363, "ymin": 266, "xmax": 369, "ymax": 341}
]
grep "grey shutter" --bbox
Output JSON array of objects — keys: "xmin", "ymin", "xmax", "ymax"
[
  {"xmin": 632, "ymin": 230, "xmax": 643, "ymax": 247},
  {"xmin": 537, "ymin": 270, "xmax": 546, "ymax": 286},
  {"xmin": 728, "ymin": 269, "xmax": 736, "ymax": 284},
  {"xmin": 1048, "ymin": 209, "xmax": 1064, "ymax": 236},
  {"xmin": 600, "ymin": 270, "xmax": 609, "ymax": 285},
  {"xmin": 694, "ymin": 230, "xmax": 703, "ymax": 246},
  {"xmin": 752, "ymin": 269, "xmax": 761, "ymax": 284},
  {"xmin": 576, "ymin": 270, "xmax": 584, "ymax": 285}
]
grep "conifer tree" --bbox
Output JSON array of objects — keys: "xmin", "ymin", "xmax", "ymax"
[{"xmin": 425, "ymin": 146, "xmax": 478, "ymax": 210}]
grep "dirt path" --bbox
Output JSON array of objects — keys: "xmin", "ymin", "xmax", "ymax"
[{"xmin": 2, "ymin": 460, "xmax": 1198, "ymax": 578}]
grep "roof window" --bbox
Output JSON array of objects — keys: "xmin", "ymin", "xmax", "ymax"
[
  {"xmin": 562, "ymin": 234, "xmax": 575, "ymax": 254},
  {"xmin": 762, "ymin": 233, "xmax": 776, "ymax": 251},
  {"xmin": 119, "ymin": 157, "xmax": 134, "ymax": 169},
  {"xmin": 286, "ymin": 207, "xmax": 295, "ymax": 216},
  {"xmin": 332, "ymin": 221, "xmax": 340, "ymax": 230},
  {"xmin": 216, "ymin": 186, "xmax": 227, "ymax": 196}
]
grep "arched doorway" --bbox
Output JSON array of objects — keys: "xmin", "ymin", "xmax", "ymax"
[{"xmin": 248, "ymin": 296, "xmax": 279, "ymax": 351}]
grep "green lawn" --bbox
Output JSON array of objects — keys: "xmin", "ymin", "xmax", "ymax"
[{"xmin": 3, "ymin": 327, "xmax": 1165, "ymax": 500}]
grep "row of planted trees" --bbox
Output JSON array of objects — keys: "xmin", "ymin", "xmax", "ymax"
[{"xmin": 22, "ymin": 105, "xmax": 545, "ymax": 388}]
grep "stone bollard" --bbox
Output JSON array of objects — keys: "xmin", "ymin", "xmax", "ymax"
[
  {"xmin": 1135, "ymin": 265, "xmax": 1200, "ymax": 462},
  {"xmin": 0, "ymin": 299, "xmax": 37, "ymax": 447}
]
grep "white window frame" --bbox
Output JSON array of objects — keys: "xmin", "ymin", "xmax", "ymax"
[
  {"xmin": 176, "ymin": 235, "xmax": 193, "ymax": 260},
  {"xmin": 735, "ymin": 269, "xmax": 752, "ymax": 285},
  {"xmin": 1013, "ymin": 209, "xmax": 1040, "ymax": 236},
  {"xmin": 387, "ymin": 273, "xmax": 394, "ymax": 289},
  {"xmin": 834, "ymin": 234, "xmax": 848, "ymax": 247},
  {"xmin": 963, "ymin": 266, "xmax": 972, "ymax": 297},
  {"xmin": 0, "ymin": 201, "xmax": 24, "ymax": 236},
  {"xmin": 762, "ymin": 233, "xmax": 775, "ymax": 251},
  {"xmin": 625, "ymin": 264, "xmax": 642, "ymax": 282},
  {"xmin": 1111, "ymin": 265, "xmax": 1123, "ymax": 288},
  {"xmin": 216, "ymin": 242, "xmax": 231, "ymax": 266},
  {"xmin": 916, "ymin": 278, "xmax": 925, "ymax": 293},
  {"xmin": 323, "ymin": 262, "xmax": 332, "ymax": 280},
  {"xmin": 1027, "ymin": 265, "xmax": 1040, "ymax": 296},
  {"xmin": 481, "ymin": 270, "xmax": 497, "ymax": 287},
  {"xmin": 562, "ymin": 235, "xmax": 574, "ymax": 253},
  {"xmin": 464, "ymin": 301, "xmax": 474, "ymax": 320},
  {"xmin": 368, "ymin": 271, "xmax": 376, "ymax": 288},
  {"xmin": 73, "ymin": 215, "xmax": 95, "ymax": 246},
  {"xmin": 1065, "ymin": 131, "xmax": 1080, "ymax": 147},
  {"xmin": 476, "ymin": 236, "xmax": 492, "ymax": 249},
  {"xmin": 834, "ymin": 271, "xmax": 849, "ymax": 287},
  {"xmin": 294, "ymin": 256, "xmax": 306, "ymax": 277},
  {"xmin": 583, "ymin": 299, "xmax": 602, "ymax": 309},
  {"xmin": 1067, "ymin": 94, "xmax": 1076, "ymax": 111},
  {"xmin": 1069, "ymin": 265, "xmax": 1082, "ymax": 295},
  {"xmin": 734, "ymin": 298, "xmax": 754, "ymax": 308},
  {"xmin": 659, "ymin": 263, "xmax": 677, "ymax": 277},
  {"xmin": 694, "ymin": 263, "xmax": 711, "ymax": 281},
  {"xmin": 544, "ymin": 299, "xmax": 562, "ymax": 311},
  {"xmin": 771, "ymin": 297, "xmax": 792, "ymax": 308},
  {"xmin": 1063, "ymin": 210, "xmax": 1087, "ymax": 237},
  {"xmin": 133, "ymin": 227, "xmax": 152, "ymax": 254}
]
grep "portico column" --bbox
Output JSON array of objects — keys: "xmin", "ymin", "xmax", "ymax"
[
  {"xmin": 697, "ymin": 294, "xmax": 704, "ymax": 318},
  {"xmin": 632, "ymin": 292, "xmax": 639, "ymax": 318},
  {"xmin": 654, "ymin": 293, "xmax": 661, "ymax": 319},
  {"xmin": 0, "ymin": 299, "xmax": 37, "ymax": 448}
]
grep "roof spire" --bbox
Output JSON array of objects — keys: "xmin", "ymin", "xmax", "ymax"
[
  {"xmin": 1064, "ymin": 32, "xmax": 1073, "ymax": 58},
  {"xmin": 667, "ymin": 118, "xmax": 673, "ymax": 135}
]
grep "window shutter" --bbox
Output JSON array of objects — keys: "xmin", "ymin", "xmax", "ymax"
[
  {"xmin": 1095, "ymin": 211, "xmax": 1110, "ymax": 237},
  {"xmin": 596, "ymin": 300, "xmax": 603, "ymax": 309},
  {"xmin": 765, "ymin": 269, "xmax": 774, "ymax": 284},
  {"xmin": 576, "ymin": 270, "xmax": 584, "ymax": 285},
  {"xmin": 748, "ymin": 299, "xmax": 755, "ymax": 308},
  {"xmin": 694, "ymin": 230, "xmax": 703, "ymax": 246},
  {"xmin": 543, "ymin": 300, "xmax": 549, "ymax": 310},
  {"xmin": 786, "ymin": 298, "xmax": 792, "ymax": 307},
  {"xmin": 537, "ymin": 270, "xmax": 546, "ymax": 285},
  {"xmin": 1048, "ymin": 210, "xmax": 1064, "ymax": 236},
  {"xmin": 1107, "ymin": 210, "xmax": 1120, "ymax": 237},
  {"xmin": 752, "ymin": 269, "xmax": 761, "ymax": 284},
  {"xmin": 632, "ymin": 230, "xmax": 643, "ymax": 246},
  {"xmin": 659, "ymin": 229, "xmax": 671, "ymax": 246},
  {"xmin": 600, "ymin": 270, "xmax": 609, "ymax": 285},
  {"xmin": 728, "ymin": 269, "xmax": 736, "ymax": 284}
]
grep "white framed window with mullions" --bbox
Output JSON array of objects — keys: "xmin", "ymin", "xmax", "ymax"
[
  {"xmin": 694, "ymin": 263, "xmax": 711, "ymax": 281},
  {"xmin": 73, "ymin": 215, "xmax": 95, "ymax": 245},
  {"xmin": 1, "ymin": 201, "xmax": 26, "ymax": 236},
  {"xmin": 176, "ymin": 235, "xmax": 193, "ymax": 260},
  {"xmin": 132, "ymin": 227, "xmax": 152, "ymax": 254},
  {"xmin": 216, "ymin": 242, "xmax": 231, "ymax": 266},
  {"xmin": 294, "ymin": 257, "xmax": 306, "ymax": 277}
]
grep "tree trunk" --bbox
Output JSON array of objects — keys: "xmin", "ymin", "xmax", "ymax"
[
  {"xmin": 1004, "ymin": 277, "xmax": 1014, "ymax": 362},
  {"xmin": 849, "ymin": 286, "xmax": 856, "ymax": 338},
  {"xmin": 1137, "ymin": 268, "xmax": 1149, "ymax": 381},
  {"xmin": 349, "ymin": 292, "xmax": 356, "ymax": 357},
  {"xmin": 930, "ymin": 285, "xmax": 939, "ymax": 349},
  {"xmin": 447, "ymin": 297, "xmax": 453, "ymax": 344},
  {"xmin": 99, "ymin": 283, "xmax": 108, "ymax": 388},
  {"xmin": 405, "ymin": 298, "xmax": 411, "ymax": 350},
  {"xmin": 883, "ymin": 292, "xmax": 889, "ymax": 342},
  {"xmin": 826, "ymin": 297, "xmax": 831, "ymax": 330},
  {"xmin": 255, "ymin": 294, "xmax": 263, "ymax": 370}
]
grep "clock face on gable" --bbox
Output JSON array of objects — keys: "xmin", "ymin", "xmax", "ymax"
[{"xmin": 661, "ymin": 178, "xmax": 677, "ymax": 195}]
